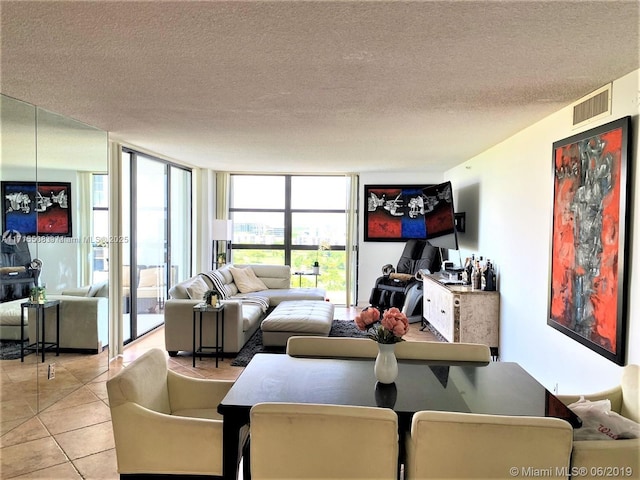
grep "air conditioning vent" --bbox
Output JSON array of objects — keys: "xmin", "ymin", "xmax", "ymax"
[{"xmin": 572, "ymin": 84, "xmax": 612, "ymax": 128}]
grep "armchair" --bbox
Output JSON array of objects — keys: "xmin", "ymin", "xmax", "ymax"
[
  {"xmin": 556, "ymin": 364, "xmax": 639, "ymax": 478},
  {"xmin": 106, "ymin": 348, "xmax": 248, "ymax": 478},
  {"xmin": 369, "ymin": 239, "xmax": 441, "ymax": 322}
]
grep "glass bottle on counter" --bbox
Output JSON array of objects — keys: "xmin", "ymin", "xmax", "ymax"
[
  {"xmin": 471, "ymin": 260, "xmax": 481, "ymax": 290},
  {"xmin": 483, "ymin": 260, "xmax": 497, "ymax": 291}
]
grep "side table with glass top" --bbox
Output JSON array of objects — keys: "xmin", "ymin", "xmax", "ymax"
[
  {"xmin": 192, "ymin": 302, "xmax": 226, "ymax": 368},
  {"xmin": 20, "ymin": 300, "xmax": 61, "ymax": 362}
]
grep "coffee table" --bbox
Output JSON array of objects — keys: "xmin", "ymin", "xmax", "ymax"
[{"xmin": 217, "ymin": 353, "xmax": 581, "ymax": 480}]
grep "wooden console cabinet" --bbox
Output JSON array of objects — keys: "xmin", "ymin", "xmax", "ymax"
[{"xmin": 422, "ymin": 274, "xmax": 500, "ymax": 357}]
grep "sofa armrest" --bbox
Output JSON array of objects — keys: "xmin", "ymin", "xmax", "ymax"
[{"xmin": 61, "ymin": 286, "xmax": 91, "ymax": 297}]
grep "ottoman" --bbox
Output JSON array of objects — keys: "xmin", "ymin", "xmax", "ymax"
[{"xmin": 261, "ymin": 300, "xmax": 335, "ymax": 347}]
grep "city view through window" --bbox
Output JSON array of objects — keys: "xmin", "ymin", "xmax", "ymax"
[{"xmin": 230, "ymin": 175, "xmax": 349, "ymax": 304}]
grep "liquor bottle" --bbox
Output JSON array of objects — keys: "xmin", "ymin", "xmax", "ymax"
[
  {"xmin": 483, "ymin": 260, "xmax": 497, "ymax": 291},
  {"xmin": 471, "ymin": 260, "xmax": 481, "ymax": 290},
  {"xmin": 465, "ymin": 254, "xmax": 475, "ymax": 285}
]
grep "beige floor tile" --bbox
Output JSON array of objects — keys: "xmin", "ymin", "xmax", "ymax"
[
  {"xmin": 72, "ymin": 448, "xmax": 119, "ymax": 480},
  {"xmin": 54, "ymin": 420, "xmax": 114, "ymax": 460},
  {"xmin": 11, "ymin": 461, "xmax": 82, "ymax": 479},
  {"xmin": 40, "ymin": 385, "xmax": 101, "ymax": 413},
  {"xmin": 0, "ymin": 416, "xmax": 49, "ymax": 448},
  {"xmin": 0, "ymin": 398, "xmax": 37, "ymax": 424},
  {"xmin": 38, "ymin": 400, "xmax": 110, "ymax": 435},
  {"xmin": 0, "ymin": 436, "xmax": 68, "ymax": 478}
]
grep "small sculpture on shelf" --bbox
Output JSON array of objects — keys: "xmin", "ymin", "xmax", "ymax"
[{"xmin": 203, "ymin": 289, "xmax": 219, "ymax": 307}]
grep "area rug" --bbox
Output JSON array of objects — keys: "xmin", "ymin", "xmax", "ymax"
[
  {"xmin": 0, "ymin": 340, "xmax": 29, "ymax": 361},
  {"xmin": 231, "ymin": 319, "xmax": 367, "ymax": 367}
]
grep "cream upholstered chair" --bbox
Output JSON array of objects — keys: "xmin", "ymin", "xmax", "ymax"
[
  {"xmin": 286, "ymin": 335, "xmax": 379, "ymax": 358},
  {"xmin": 286, "ymin": 336, "xmax": 490, "ymax": 362},
  {"xmin": 556, "ymin": 364, "xmax": 639, "ymax": 478},
  {"xmin": 106, "ymin": 348, "xmax": 246, "ymax": 477},
  {"xmin": 405, "ymin": 411, "xmax": 573, "ymax": 480},
  {"xmin": 250, "ymin": 402, "xmax": 399, "ymax": 479}
]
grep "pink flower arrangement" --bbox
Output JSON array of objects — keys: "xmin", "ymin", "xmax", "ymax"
[{"xmin": 354, "ymin": 306, "xmax": 409, "ymax": 344}]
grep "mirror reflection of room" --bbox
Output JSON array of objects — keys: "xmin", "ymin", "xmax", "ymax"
[{"xmin": 0, "ymin": 94, "xmax": 109, "ymax": 416}]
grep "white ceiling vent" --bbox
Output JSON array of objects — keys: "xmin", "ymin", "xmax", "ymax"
[{"xmin": 572, "ymin": 83, "xmax": 612, "ymax": 129}]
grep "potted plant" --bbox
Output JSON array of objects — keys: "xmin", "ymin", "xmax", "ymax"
[
  {"xmin": 30, "ymin": 286, "xmax": 46, "ymax": 304},
  {"xmin": 203, "ymin": 289, "xmax": 219, "ymax": 307}
]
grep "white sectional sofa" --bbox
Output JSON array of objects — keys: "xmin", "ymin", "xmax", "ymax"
[
  {"xmin": 164, "ymin": 264, "xmax": 326, "ymax": 355},
  {"xmin": 0, "ymin": 281, "xmax": 109, "ymax": 353}
]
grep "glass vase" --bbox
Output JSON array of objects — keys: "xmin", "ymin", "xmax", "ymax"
[{"xmin": 374, "ymin": 342, "xmax": 398, "ymax": 384}]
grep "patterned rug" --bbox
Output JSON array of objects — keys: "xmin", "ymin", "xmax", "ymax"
[
  {"xmin": 0, "ymin": 340, "xmax": 29, "ymax": 360},
  {"xmin": 231, "ymin": 319, "xmax": 367, "ymax": 367}
]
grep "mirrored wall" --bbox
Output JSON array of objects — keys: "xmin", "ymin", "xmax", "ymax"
[{"xmin": 0, "ymin": 94, "xmax": 109, "ymax": 425}]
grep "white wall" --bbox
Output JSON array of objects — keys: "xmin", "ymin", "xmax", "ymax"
[{"xmin": 444, "ymin": 70, "xmax": 639, "ymax": 394}]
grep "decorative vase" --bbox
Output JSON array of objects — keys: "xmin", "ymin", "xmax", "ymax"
[
  {"xmin": 209, "ymin": 294, "xmax": 218, "ymax": 307},
  {"xmin": 374, "ymin": 342, "xmax": 398, "ymax": 384}
]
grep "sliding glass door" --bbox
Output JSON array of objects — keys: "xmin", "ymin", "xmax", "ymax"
[{"xmin": 121, "ymin": 149, "xmax": 191, "ymax": 343}]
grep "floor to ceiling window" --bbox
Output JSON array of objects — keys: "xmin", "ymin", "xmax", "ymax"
[
  {"xmin": 229, "ymin": 175, "xmax": 349, "ymax": 304},
  {"xmin": 121, "ymin": 149, "xmax": 192, "ymax": 343}
]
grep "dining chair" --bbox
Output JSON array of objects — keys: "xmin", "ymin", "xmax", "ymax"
[
  {"xmin": 404, "ymin": 411, "xmax": 573, "ymax": 479},
  {"xmin": 106, "ymin": 347, "xmax": 248, "ymax": 478},
  {"xmin": 249, "ymin": 402, "xmax": 399, "ymax": 479},
  {"xmin": 286, "ymin": 335, "xmax": 378, "ymax": 358},
  {"xmin": 286, "ymin": 336, "xmax": 491, "ymax": 362}
]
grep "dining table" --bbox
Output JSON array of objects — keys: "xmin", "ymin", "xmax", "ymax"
[{"xmin": 217, "ymin": 353, "xmax": 582, "ymax": 480}]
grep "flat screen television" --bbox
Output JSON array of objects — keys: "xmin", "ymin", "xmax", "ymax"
[{"xmin": 421, "ymin": 181, "xmax": 459, "ymax": 250}]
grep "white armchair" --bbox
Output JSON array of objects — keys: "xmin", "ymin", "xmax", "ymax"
[
  {"xmin": 106, "ymin": 348, "xmax": 247, "ymax": 477},
  {"xmin": 557, "ymin": 364, "xmax": 639, "ymax": 478}
]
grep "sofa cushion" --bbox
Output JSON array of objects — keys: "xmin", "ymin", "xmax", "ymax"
[
  {"xmin": 254, "ymin": 288, "xmax": 325, "ymax": 306},
  {"xmin": 201, "ymin": 270, "xmax": 233, "ymax": 299},
  {"xmin": 184, "ymin": 276, "xmax": 209, "ymax": 300},
  {"xmin": 139, "ymin": 267, "xmax": 162, "ymax": 287},
  {"xmin": 230, "ymin": 266, "xmax": 268, "ymax": 293},
  {"xmin": 88, "ymin": 280, "xmax": 109, "ymax": 298}
]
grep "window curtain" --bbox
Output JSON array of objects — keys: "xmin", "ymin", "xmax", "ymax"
[
  {"xmin": 345, "ymin": 174, "xmax": 359, "ymax": 307},
  {"xmin": 215, "ymin": 172, "xmax": 230, "ymax": 219},
  {"xmin": 77, "ymin": 172, "xmax": 93, "ymax": 287}
]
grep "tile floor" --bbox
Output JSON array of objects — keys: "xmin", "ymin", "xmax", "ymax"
[{"xmin": 0, "ymin": 308, "xmax": 437, "ymax": 479}]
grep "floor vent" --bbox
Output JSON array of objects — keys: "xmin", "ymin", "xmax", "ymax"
[{"xmin": 572, "ymin": 84, "xmax": 612, "ymax": 128}]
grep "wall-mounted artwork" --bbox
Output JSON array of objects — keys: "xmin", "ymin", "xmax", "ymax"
[
  {"xmin": 2, "ymin": 181, "xmax": 72, "ymax": 236},
  {"xmin": 548, "ymin": 116, "xmax": 631, "ymax": 365},
  {"xmin": 364, "ymin": 185, "xmax": 430, "ymax": 241}
]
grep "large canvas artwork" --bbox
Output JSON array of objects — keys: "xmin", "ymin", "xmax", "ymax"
[
  {"xmin": 364, "ymin": 185, "xmax": 430, "ymax": 241},
  {"xmin": 548, "ymin": 116, "xmax": 631, "ymax": 365},
  {"xmin": 2, "ymin": 181, "xmax": 72, "ymax": 236}
]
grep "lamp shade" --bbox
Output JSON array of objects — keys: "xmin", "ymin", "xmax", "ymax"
[{"xmin": 211, "ymin": 219, "xmax": 233, "ymax": 240}]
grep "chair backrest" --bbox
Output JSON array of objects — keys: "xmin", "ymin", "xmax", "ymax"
[
  {"xmin": 406, "ymin": 411, "xmax": 573, "ymax": 480},
  {"xmin": 106, "ymin": 347, "xmax": 171, "ymax": 414},
  {"xmin": 250, "ymin": 402, "xmax": 398, "ymax": 479},
  {"xmin": 286, "ymin": 337, "xmax": 491, "ymax": 363},
  {"xmin": 396, "ymin": 239, "xmax": 426, "ymax": 274},
  {"xmin": 395, "ymin": 341, "xmax": 491, "ymax": 362},
  {"xmin": 621, "ymin": 364, "xmax": 639, "ymax": 422},
  {"xmin": 286, "ymin": 336, "xmax": 378, "ymax": 358}
]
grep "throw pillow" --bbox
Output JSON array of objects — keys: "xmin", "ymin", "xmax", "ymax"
[
  {"xmin": 139, "ymin": 267, "xmax": 162, "ymax": 287},
  {"xmin": 184, "ymin": 276, "xmax": 210, "ymax": 300},
  {"xmin": 229, "ymin": 266, "xmax": 268, "ymax": 294}
]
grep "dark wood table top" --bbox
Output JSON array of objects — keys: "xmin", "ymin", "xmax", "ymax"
[{"xmin": 218, "ymin": 353, "xmax": 581, "ymax": 428}]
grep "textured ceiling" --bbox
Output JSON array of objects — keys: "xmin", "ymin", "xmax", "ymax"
[{"xmin": 1, "ymin": 1, "xmax": 638, "ymax": 173}]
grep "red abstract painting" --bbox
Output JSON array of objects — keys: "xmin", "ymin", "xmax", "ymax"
[{"xmin": 548, "ymin": 117, "xmax": 630, "ymax": 365}]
